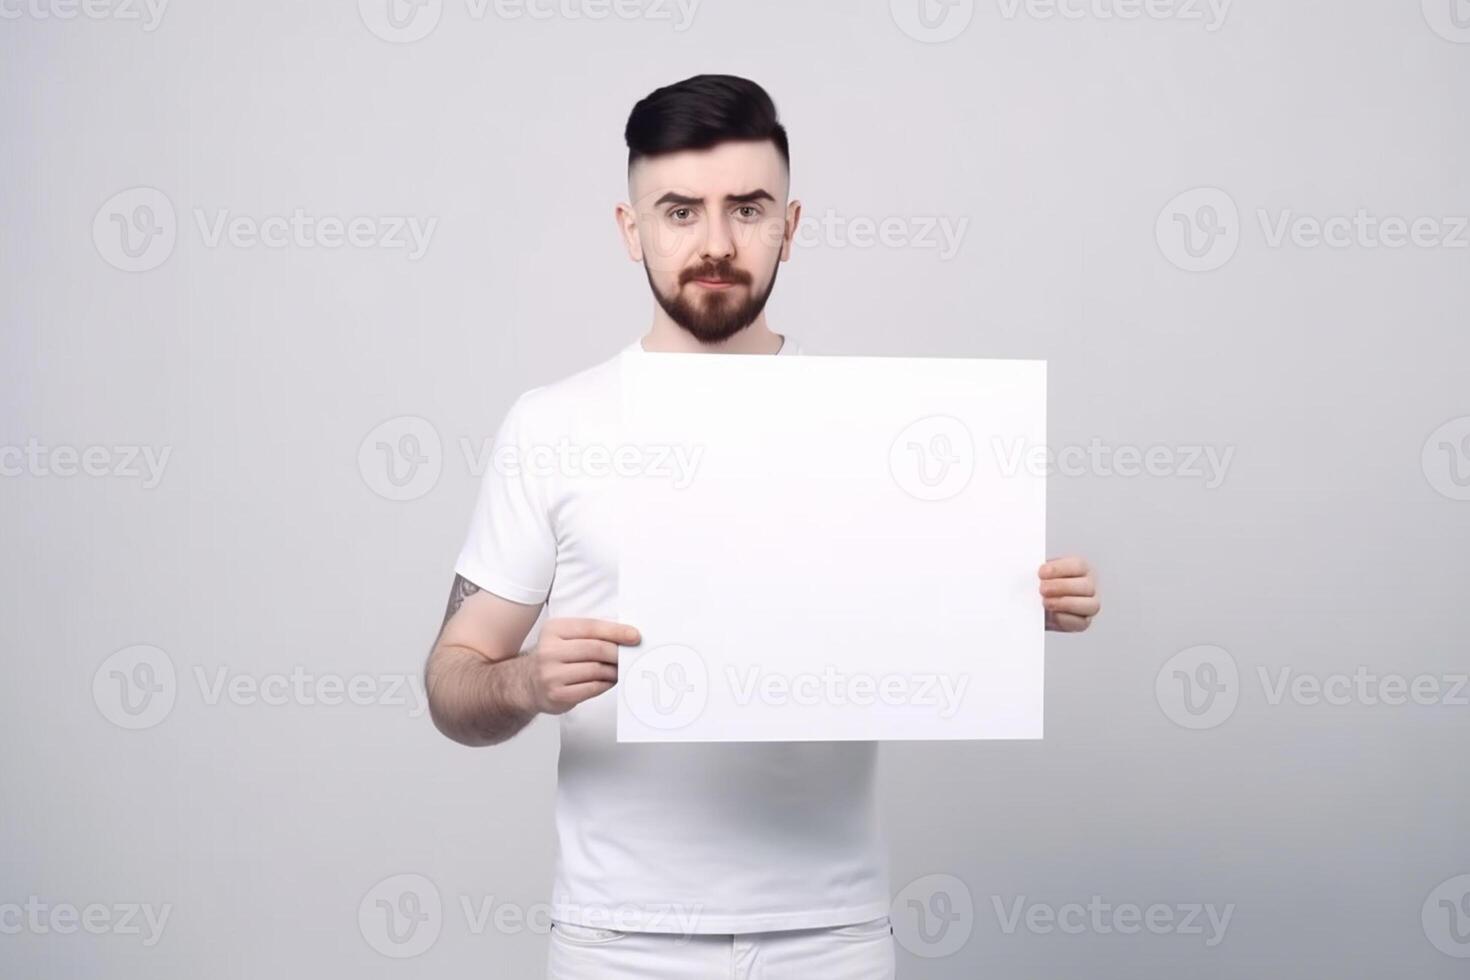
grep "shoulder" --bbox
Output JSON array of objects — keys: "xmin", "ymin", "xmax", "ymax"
[{"xmin": 501, "ymin": 347, "xmax": 623, "ymax": 432}]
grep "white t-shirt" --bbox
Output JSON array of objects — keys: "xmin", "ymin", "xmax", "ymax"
[{"xmin": 453, "ymin": 334, "xmax": 890, "ymax": 935}]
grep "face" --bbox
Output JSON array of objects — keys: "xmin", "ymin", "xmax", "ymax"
[{"xmin": 618, "ymin": 139, "xmax": 801, "ymax": 344}]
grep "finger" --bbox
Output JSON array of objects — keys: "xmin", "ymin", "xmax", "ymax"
[
  {"xmin": 1043, "ymin": 595, "xmax": 1100, "ymax": 617},
  {"xmin": 1048, "ymin": 611, "xmax": 1092, "ymax": 632},
  {"xmin": 553, "ymin": 661, "xmax": 619, "ymax": 686},
  {"xmin": 553, "ymin": 638, "xmax": 622, "ymax": 666},
  {"xmin": 548, "ymin": 618, "xmax": 641, "ymax": 645},
  {"xmin": 1039, "ymin": 576, "xmax": 1095, "ymax": 598},
  {"xmin": 1039, "ymin": 556, "xmax": 1090, "ymax": 579},
  {"xmin": 557, "ymin": 680, "xmax": 617, "ymax": 706}
]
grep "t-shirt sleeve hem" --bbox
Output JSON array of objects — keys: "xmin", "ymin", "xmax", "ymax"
[{"xmin": 453, "ymin": 554, "xmax": 550, "ymax": 607}]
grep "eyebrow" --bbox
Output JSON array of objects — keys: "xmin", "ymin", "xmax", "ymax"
[{"xmin": 652, "ymin": 189, "xmax": 777, "ymax": 208}]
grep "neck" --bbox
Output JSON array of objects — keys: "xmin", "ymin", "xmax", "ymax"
[{"xmin": 640, "ymin": 310, "xmax": 783, "ymax": 355}]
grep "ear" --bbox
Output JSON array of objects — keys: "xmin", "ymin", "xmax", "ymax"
[
  {"xmin": 780, "ymin": 199, "xmax": 802, "ymax": 262},
  {"xmin": 615, "ymin": 202, "xmax": 643, "ymax": 262}
]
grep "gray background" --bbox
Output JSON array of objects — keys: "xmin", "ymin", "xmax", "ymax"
[{"xmin": 3, "ymin": 0, "xmax": 1468, "ymax": 977}]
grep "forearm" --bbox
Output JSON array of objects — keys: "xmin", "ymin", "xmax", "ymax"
[{"xmin": 425, "ymin": 645, "xmax": 539, "ymax": 747}]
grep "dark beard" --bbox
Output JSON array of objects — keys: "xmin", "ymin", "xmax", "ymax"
[{"xmin": 643, "ymin": 253, "xmax": 782, "ymax": 344}]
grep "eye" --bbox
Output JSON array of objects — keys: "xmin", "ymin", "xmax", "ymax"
[
  {"xmin": 735, "ymin": 205, "xmax": 761, "ymax": 220},
  {"xmin": 668, "ymin": 207, "xmax": 696, "ymax": 223}
]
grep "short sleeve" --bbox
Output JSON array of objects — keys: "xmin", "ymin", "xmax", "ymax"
[{"xmin": 453, "ymin": 393, "xmax": 556, "ymax": 605}]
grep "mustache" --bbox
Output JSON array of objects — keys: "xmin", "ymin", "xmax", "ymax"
[{"xmin": 681, "ymin": 263, "xmax": 750, "ymax": 286}]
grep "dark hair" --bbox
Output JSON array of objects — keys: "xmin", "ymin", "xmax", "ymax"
[{"xmin": 625, "ymin": 74, "xmax": 789, "ymax": 173}]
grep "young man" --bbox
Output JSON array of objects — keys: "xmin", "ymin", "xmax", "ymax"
[{"xmin": 424, "ymin": 74, "xmax": 1101, "ymax": 980}]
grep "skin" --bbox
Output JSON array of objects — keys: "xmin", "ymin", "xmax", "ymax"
[{"xmin": 424, "ymin": 139, "xmax": 1100, "ymax": 747}]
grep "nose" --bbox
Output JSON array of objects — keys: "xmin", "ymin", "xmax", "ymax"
[{"xmin": 700, "ymin": 210, "xmax": 735, "ymax": 262}]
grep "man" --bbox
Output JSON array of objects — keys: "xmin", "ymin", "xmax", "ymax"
[{"xmin": 424, "ymin": 74, "xmax": 1100, "ymax": 980}]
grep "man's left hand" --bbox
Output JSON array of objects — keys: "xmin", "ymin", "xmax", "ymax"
[{"xmin": 1039, "ymin": 556, "xmax": 1100, "ymax": 633}]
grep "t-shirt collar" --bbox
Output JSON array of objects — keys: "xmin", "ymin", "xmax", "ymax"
[{"xmin": 627, "ymin": 333, "xmax": 794, "ymax": 355}]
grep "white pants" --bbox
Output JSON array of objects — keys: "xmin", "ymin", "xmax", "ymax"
[{"xmin": 546, "ymin": 915, "xmax": 896, "ymax": 979}]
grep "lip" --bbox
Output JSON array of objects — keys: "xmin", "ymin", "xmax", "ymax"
[{"xmin": 692, "ymin": 278, "xmax": 737, "ymax": 289}]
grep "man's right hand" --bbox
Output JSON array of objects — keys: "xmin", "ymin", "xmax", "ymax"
[
  {"xmin": 518, "ymin": 617, "xmax": 642, "ymax": 715},
  {"xmin": 426, "ymin": 576, "xmax": 642, "ymax": 746}
]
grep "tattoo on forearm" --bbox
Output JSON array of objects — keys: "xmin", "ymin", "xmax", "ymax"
[{"xmin": 441, "ymin": 574, "xmax": 481, "ymax": 628}]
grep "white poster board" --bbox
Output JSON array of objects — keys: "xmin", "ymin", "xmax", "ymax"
[{"xmin": 616, "ymin": 351, "xmax": 1046, "ymax": 742}]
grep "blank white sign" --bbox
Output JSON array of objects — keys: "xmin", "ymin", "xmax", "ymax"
[{"xmin": 616, "ymin": 352, "xmax": 1046, "ymax": 742}]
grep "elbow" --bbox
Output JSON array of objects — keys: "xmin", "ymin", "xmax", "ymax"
[
  {"xmin": 428, "ymin": 701, "xmax": 497, "ymax": 748},
  {"xmin": 424, "ymin": 652, "xmax": 502, "ymax": 748},
  {"xmin": 425, "ymin": 686, "xmax": 489, "ymax": 748}
]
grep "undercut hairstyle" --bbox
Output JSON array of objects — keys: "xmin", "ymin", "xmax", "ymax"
[{"xmin": 624, "ymin": 74, "xmax": 790, "ymax": 173}]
